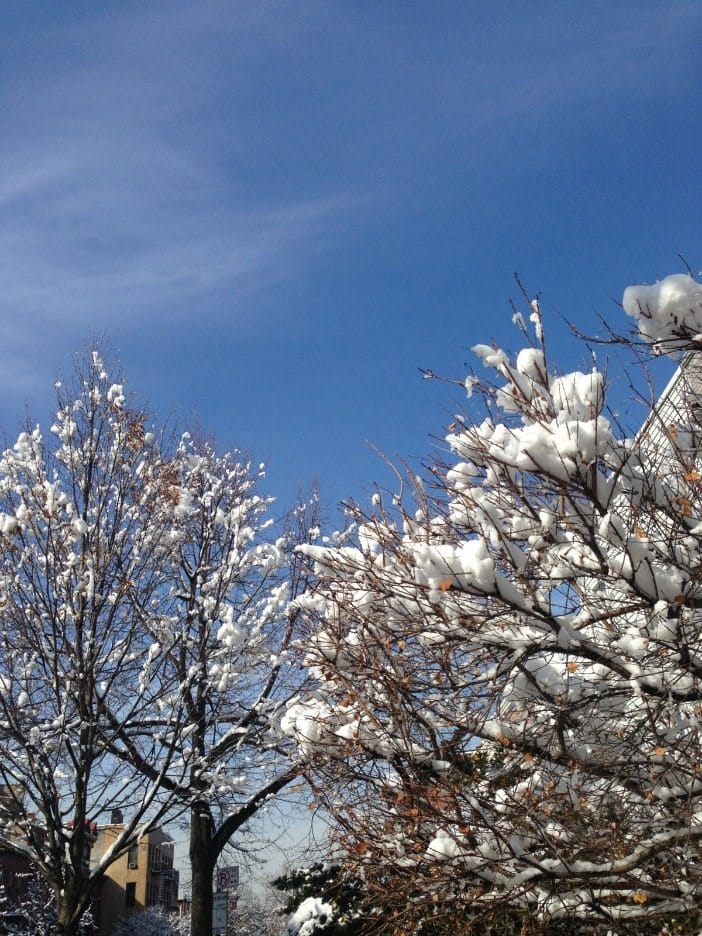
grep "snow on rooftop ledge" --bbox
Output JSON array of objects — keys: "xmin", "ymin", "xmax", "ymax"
[{"xmin": 623, "ymin": 273, "xmax": 702, "ymax": 349}]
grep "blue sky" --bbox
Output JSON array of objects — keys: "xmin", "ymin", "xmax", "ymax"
[{"xmin": 1, "ymin": 0, "xmax": 701, "ymax": 515}]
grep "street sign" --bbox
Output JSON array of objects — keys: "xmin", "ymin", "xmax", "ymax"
[
  {"xmin": 216, "ymin": 865, "xmax": 240, "ymax": 890},
  {"xmin": 212, "ymin": 892, "xmax": 228, "ymax": 934}
]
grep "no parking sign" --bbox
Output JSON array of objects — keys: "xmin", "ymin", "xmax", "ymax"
[{"xmin": 216, "ymin": 865, "xmax": 239, "ymax": 890}]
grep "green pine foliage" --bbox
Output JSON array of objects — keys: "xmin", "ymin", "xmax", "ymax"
[{"xmin": 273, "ymin": 862, "xmax": 364, "ymax": 936}]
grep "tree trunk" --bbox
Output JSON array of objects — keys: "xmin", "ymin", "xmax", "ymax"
[
  {"xmin": 54, "ymin": 914, "xmax": 81, "ymax": 936},
  {"xmin": 54, "ymin": 880, "xmax": 85, "ymax": 936},
  {"xmin": 190, "ymin": 803, "xmax": 216, "ymax": 936},
  {"xmin": 188, "ymin": 774, "xmax": 299, "ymax": 936}
]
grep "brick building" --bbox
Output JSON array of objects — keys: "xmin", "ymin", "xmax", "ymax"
[{"xmin": 92, "ymin": 820, "xmax": 179, "ymax": 935}]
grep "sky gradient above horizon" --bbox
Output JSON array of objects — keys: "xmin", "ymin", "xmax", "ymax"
[{"xmin": 1, "ymin": 1, "xmax": 701, "ymax": 516}]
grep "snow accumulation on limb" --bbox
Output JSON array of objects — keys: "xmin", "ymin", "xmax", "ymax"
[
  {"xmin": 623, "ymin": 273, "xmax": 702, "ymax": 350},
  {"xmin": 285, "ymin": 273, "xmax": 702, "ymax": 928}
]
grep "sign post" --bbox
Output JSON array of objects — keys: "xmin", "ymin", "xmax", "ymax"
[
  {"xmin": 212, "ymin": 892, "xmax": 228, "ymax": 935},
  {"xmin": 213, "ymin": 866, "xmax": 239, "ymax": 934}
]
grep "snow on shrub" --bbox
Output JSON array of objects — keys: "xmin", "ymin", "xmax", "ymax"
[{"xmin": 284, "ymin": 896, "xmax": 335, "ymax": 936}]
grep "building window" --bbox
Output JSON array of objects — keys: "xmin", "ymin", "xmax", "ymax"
[
  {"xmin": 125, "ymin": 882, "xmax": 136, "ymax": 908},
  {"xmin": 127, "ymin": 844, "xmax": 138, "ymax": 870}
]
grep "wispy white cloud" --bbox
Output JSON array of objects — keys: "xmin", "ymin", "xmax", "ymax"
[
  {"xmin": 0, "ymin": 3, "xmax": 366, "ymax": 399},
  {"xmin": 0, "ymin": 0, "xmax": 697, "ymax": 408},
  {"xmin": 0, "ymin": 9, "xmax": 347, "ymax": 281}
]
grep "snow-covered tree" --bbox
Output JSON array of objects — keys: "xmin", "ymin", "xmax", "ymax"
[
  {"xmin": 284, "ymin": 274, "xmax": 702, "ymax": 932},
  {"xmin": 229, "ymin": 885, "xmax": 283, "ymax": 936},
  {"xmin": 0, "ymin": 351, "xmax": 193, "ymax": 936},
  {"xmin": 111, "ymin": 907, "xmax": 190, "ymax": 936},
  {"xmin": 0, "ymin": 868, "xmax": 62, "ymax": 935},
  {"xmin": 0, "ymin": 349, "xmax": 315, "ymax": 936},
  {"xmin": 109, "ymin": 444, "xmax": 318, "ymax": 936}
]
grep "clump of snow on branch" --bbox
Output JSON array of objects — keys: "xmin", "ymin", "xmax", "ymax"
[{"xmin": 623, "ymin": 272, "xmax": 702, "ymax": 349}]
